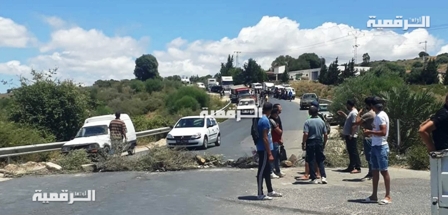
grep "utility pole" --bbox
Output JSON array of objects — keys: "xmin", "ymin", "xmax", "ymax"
[
  {"xmin": 234, "ymin": 51, "xmax": 241, "ymax": 68},
  {"xmin": 420, "ymin": 41, "xmax": 427, "ymax": 62},
  {"xmin": 348, "ymin": 31, "xmax": 364, "ymax": 64}
]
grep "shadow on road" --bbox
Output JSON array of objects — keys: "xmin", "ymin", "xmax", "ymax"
[
  {"xmin": 237, "ymin": 195, "xmax": 260, "ymax": 201},
  {"xmin": 292, "ymin": 181, "xmax": 321, "ymax": 185},
  {"xmin": 347, "ymin": 199, "xmax": 378, "ymax": 204},
  {"xmin": 342, "ymin": 178, "xmax": 368, "ymax": 182}
]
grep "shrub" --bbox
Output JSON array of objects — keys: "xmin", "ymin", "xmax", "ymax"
[
  {"xmin": 379, "ymin": 87, "xmax": 442, "ymax": 153},
  {"xmin": 290, "ymin": 81, "xmax": 334, "ymax": 99},
  {"xmin": 8, "ymin": 69, "xmax": 89, "ymax": 141},
  {"xmin": 165, "ymin": 86, "xmax": 209, "ymax": 114},
  {"xmin": 54, "ymin": 150, "xmax": 91, "ymax": 171},
  {"xmin": 330, "ymin": 72, "xmax": 405, "ymax": 115},
  {"xmin": 132, "ymin": 115, "xmax": 174, "ymax": 131},
  {"xmin": 145, "ymin": 79, "xmax": 163, "ymax": 93},
  {"xmin": 406, "ymin": 144, "xmax": 430, "ymax": 170},
  {"xmin": 0, "ymin": 121, "xmax": 54, "ymax": 148}
]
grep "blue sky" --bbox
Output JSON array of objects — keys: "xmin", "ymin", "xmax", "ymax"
[{"xmin": 0, "ymin": 0, "xmax": 447, "ymax": 92}]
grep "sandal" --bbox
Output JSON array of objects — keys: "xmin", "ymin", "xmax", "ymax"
[
  {"xmin": 362, "ymin": 197, "xmax": 378, "ymax": 203},
  {"xmin": 379, "ymin": 198, "xmax": 392, "ymax": 205},
  {"xmin": 295, "ymin": 175, "xmax": 309, "ymax": 180}
]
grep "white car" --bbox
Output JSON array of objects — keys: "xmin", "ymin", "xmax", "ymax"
[
  {"xmin": 196, "ymin": 82, "xmax": 206, "ymax": 89},
  {"xmin": 237, "ymin": 98, "xmax": 258, "ymax": 117},
  {"xmin": 166, "ymin": 116, "xmax": 220, "ymax": 149}
]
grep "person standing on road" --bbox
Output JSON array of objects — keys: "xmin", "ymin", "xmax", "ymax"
[
  {"xmin": 419, "ymin": 93, "xmax": 448, "ymax": 152},
  {"xmin": 256, "ymin": 102, "xmax": 283, "ymax": 200},
  {"xmin": 269, "ymin": 108, "xmax": 286, "ymax": 178},
  {"xmin": 297, "ymin": 100, "xmax": 322, "ymax": 180},
  {"xmin": 352, "ymin": 97, "xmax": 376, "ymax": 180},
  {"xmin": 109, "ymin": 112, "xmax": 127, "ymax": 155},
  {"xmin": 362, "ymin": 97, "xmax": 391, "ymax": 205},
  {"xmin": 302, "ymin": 106, "xmax": 328, "ymax": 184},
  {"xmin": 337, "ymin": 100, "xmax": 362, "ymax": 174}
]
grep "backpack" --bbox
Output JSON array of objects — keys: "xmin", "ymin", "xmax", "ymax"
[
  {"xmin": 251, "ymin": 117, "xmax": 260, "ymax": 144},
  {"xmin": 317, "ymin": 113, "xmax": 331, "ymax": 134}
]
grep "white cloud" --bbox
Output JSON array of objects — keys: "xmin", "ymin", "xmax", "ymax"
[
  {"xmin": 0, "ymin": 17, "xmax": 35, "ymax": 48},
  {"xmin": 43, "ymin": 16, "xmax": 67, "ymax": 29},
  {"xmin": 0, "ymin": 61, "xmax": 31, "ymax": 76},
  {"xmin": 1, "ymin": 15, "xmax": 448, "ymax": 86},
  {"xmin": 155, "ymin": 16, "xmax": 446, "ymax": 76}
]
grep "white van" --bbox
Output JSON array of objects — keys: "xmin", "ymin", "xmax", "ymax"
[{"xmin": 61, "ymin": 114, "xmax": 137, "ymax": 155}]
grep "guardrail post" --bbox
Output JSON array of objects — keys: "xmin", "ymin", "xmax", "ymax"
[
  {"xmin": 7, "ymin": 156, "xmax": 10, "ymax": 164},
  {"xmin": 397, "ymin": 119, "xmax": 401, "ymax": 154}
]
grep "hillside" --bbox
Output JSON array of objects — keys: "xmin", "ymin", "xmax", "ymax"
[{"xmin": 367, "ymin": 55, "xmax": 448, "ymax": 73}]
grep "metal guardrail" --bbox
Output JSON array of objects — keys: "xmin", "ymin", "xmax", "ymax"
[
  {"xmin": 0, "ymin": 99, "xmax": 232, "ymax": 161},
  {"xmin": 0, "ymin": 127, "xmax": 172, "ymax": 161}
]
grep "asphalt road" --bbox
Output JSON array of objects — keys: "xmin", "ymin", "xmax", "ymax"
[
  {"xmin": 204, "ymin": 97, "xmax": 308, "ymax": 159},
  {"xmin": 0, "ymin": 167, "xmax": 431, "ymax": 215},
  {"xmin": 0, "ymin": 97, "xmax": 433, "ymax": 214}
]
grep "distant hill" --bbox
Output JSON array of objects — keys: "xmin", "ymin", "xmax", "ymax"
[{"xmin": 367, "ymin": 55, "xmax": 447, "ymax": 73}]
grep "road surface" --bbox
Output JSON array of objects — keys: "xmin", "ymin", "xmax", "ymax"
[{"xmin": 0, "ymin": 97, "xmax": 432, "ymax": 215}]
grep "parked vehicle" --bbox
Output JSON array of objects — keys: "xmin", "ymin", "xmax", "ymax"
[
  {"xmin": 196, "ymin": 82, "xmax": 206, "ymax": 89},
  {"xmin": 230, "ymin": 85, "xmax": 250, "ymax": 103},
  {"xmin": 61, "ymin": 114, "xmax": 137, "ymax": 155},
  {"xmin": 318, "ymin": 103, "xmax": 337, "ymax": 125},
  {"xmin": 300, "ymin": 93, "xmax": 319, "ymax": 110},
  {"xmin": 207, "ymin": 78, "xmax": 217, "ymax": 87},
  {"xmin": 221, "ymin": 76, "xmax": 233, "ymax": 94},
  {"xmin": 430, "ymin": 150, "xmax": 448, "ymax": 214},
  {"xmin": 210, "ymin": 85, "xmax": 223, "ymax": 93},
  {"xmin": 166, "ymin": 116, "xmax": 220, "ymax": 149}
]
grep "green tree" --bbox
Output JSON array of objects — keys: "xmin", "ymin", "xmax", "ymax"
[
  {"xmin": 436, "ymin": 55, "xmax": 448, "ymax": 64},
  {"xmin": 243, "ymin": 58, "xmax": 264, "ymax": 84},
  {"xmin": 8, "ymin": 69, "xmax": 89, "ymax": 141},
  {"xmin": 370, "ymin": 62, "xmax": 406, "ymax": 78},
  {"xmin": 134, "ymin": 54, "xmax": 160, "ymax": 81},
  {"xmin": 361, "ymin": 53, "xmax": 370, "ymax": 66},
  {"xmin": 325, "ymin": 58, "xmax": 340, "ymax": 85},
  {"xmin": 444, "ymin": 66, "xmax": 448, "ymax": 85},
  {"xmin": 219, "ymin": 55, "xmax": 234, "ymax": 76},
  {"xmin": 339, "ymin": 58, "xmax": 356, "ymax": 83},
  {"xmin": 419, "ymin": 51, "xmax": 429, "ymax": 58},
  {"xmin": 281, "ymin": 65, "xmax": 290, "ymax": 83},
  {"xmin": 318, "ymin": 58, "xmax": 329, "ymax": 84},
  {"xmin": 412, "ymin": 61, "xmax": 424, "ymax": 68},
  {"xmin": 406, "ymin": 68, "xmax": 424, "ymax": 84},
  {"xmin": 297, "ymin": 53, "xmax": 321, "ymax": 69},
  {"xmin": 422, "ymin": 59, "xmax": 439, "ymax": 84}
]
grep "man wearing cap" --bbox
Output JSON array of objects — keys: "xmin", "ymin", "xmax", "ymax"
[
  {"xmin": 419, "ymin": 93, "xmax": 448, "ymax": 152},
  {"xmin": 363, "ymin": 97, "xmax": 391, "ymax": 205},
  {"xmin": 353, "ymin": 97, "xmax": 376, "ymax": 180},
  {"xmin": 337, "ymin": 99, "xmax": 362, "ymax": 174}
]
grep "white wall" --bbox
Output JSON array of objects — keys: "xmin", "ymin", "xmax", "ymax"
[{"xmin": 273, "ymin": 65, "xmax": 286, "ymax": 74}]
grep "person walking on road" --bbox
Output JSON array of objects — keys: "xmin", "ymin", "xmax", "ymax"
[
  {"xmin": 269, "ymin": 108, "xmax": 286, "ymax": 178},
  {"xmin": 301, "ymin": 106, "xmax": 328, "ymax": 184},
  {"xmin": 337, "ymin": 99, "xmax": 362, "ymax": 174},
  {"xmin": 109, "ymin": 112, "xmax": 127, "ymax": 155},
  {"xmin": 419, "ymin": 93, "xmax": 448, "ymax": 152},
  {"xmin": 352, "ymin": 97, "xmax": 376, "ymax": 180},
  {"xmin": 256, "ymin": 102, "xmax": 283, "ymax": 200},
  {"xmin": 362, "ymin": 97, "xmax": 391, "ymax": 205}
]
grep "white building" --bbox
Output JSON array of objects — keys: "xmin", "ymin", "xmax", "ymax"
[{"xmin": 288, "ymin": 66, "xmax": 371, "ymax": 81}]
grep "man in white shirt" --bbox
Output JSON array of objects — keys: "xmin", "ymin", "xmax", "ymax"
[{"xmin": 362, "ymin": 97, "xmax": 391, "ymax": 205}]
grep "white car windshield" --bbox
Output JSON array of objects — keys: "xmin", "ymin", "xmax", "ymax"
[
  {"xmin": 75, "ymin": 125, "xmax": 108, "ymax": 138},
  {"xmin": 303, "ymin": 94, "xmax": 317, "ymax": 99},
  {"xmin": 175, "ymin": 118, "xmax": 205, "ymax": 128},
  {"xmin": 319, "ymin": 105, "xmax": 329, "ymax": 111},
  {"xmin": 239, "ymin": 100, "xmax": 255, "ymax": 106}
]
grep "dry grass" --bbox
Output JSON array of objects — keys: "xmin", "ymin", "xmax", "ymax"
[{"xmin": 290, "ymin": 81, "xmax": 334, "ymax": 99}]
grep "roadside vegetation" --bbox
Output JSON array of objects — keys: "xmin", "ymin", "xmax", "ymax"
[
  {"xmin": 0, "ymin": 54, "xmax": 227, "ymax": 167},
  {"xmin": 1, "ymin": 50, "xmax": 447, "ymax": 173}
]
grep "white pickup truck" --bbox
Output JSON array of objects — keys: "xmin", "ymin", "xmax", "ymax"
[{"xmin": 430, "ymin": 150, "xmax": 448, "ymax": 214}]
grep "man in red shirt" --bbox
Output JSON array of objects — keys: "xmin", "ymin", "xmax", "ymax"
[{"xmin": 269, "ymin": 107, "xmax": 285, "ymax": 178}]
